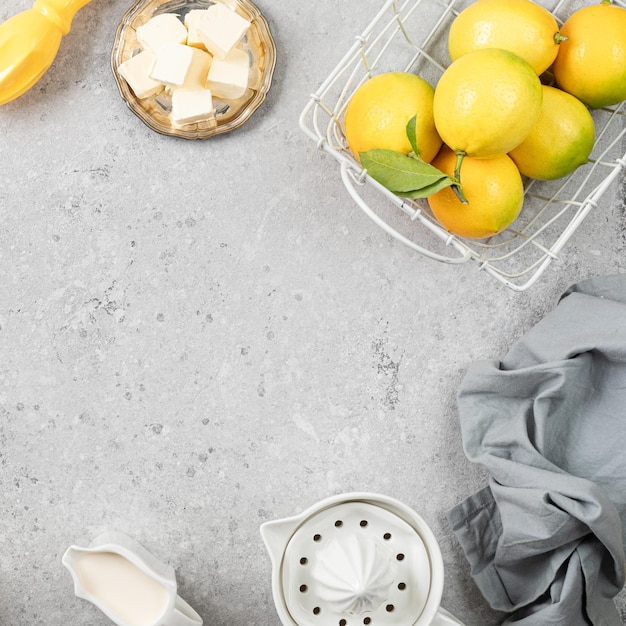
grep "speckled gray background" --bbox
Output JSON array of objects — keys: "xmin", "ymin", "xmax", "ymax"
[{"xmin": 0, "ymin": 0, "xmax": 625, "ymax": 624}]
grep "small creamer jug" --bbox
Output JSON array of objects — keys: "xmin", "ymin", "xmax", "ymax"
[{"xmin": 62, "ymin": 530, "xmax": 202, "ymax": 626}]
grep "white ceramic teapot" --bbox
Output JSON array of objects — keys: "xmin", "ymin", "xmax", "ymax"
[
  {"xmin": 260, "ymin": 492, "xmax": 465, "ymax": 626},
  {"xmin": 62, "ymin": 530, "xmax": 203, "ymax": 626}
]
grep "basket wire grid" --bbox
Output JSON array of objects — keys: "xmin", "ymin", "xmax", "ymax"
[{"xmin": 299, "ymin": 0, "xmax": 626, "ymax": 291}]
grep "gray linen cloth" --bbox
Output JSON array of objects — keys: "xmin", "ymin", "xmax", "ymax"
[{"xmin": 449, "ymin": 274, "xmax": 626, "ymax": 625}]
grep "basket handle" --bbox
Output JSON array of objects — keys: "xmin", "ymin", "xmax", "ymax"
[{"xmin": 339, "ymin": 160, "xmax": 472, "ymax": 264}]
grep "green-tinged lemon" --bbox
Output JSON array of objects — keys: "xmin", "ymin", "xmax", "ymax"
[
  {"xmin": 552, "ymin": 0, "xmax": 626, "ymax": 109},
  {"xmin": 509, "ymin": 85, "xmax": 595, "ymax": 180}
]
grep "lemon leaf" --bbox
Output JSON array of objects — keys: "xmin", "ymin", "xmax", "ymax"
[
  {"xmin": 406, "ymin": 115, "xmax": 420, "ymax": 158},
  {"xmin": 359, "ymin": 149, "xmax": 454, "ymax": 195},
  {"xmin": 395, "ymin": 178, "xmax": 456, "ymax": 199}
]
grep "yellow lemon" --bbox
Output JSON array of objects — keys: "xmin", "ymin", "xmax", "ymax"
[
  {"xmin": 552, "ymin": 0, "xmax": 626, "ymax": 109},
  {"xmin": 448, "ymin": 0, "xmax": 563, "ymax": 75},
  {"xmin": 509, "ymin": 85, "xmax": 595, "ymax": 180},
  {"xmin": 428, "ymin": 145, "xmax": 524, "ymax": 239},
  {"xmin": 343, "ymin": 72, "xmax": 442, "ymax": 163},
  {"xmin": 433, "ymin": 48, "xmax": 543, "ymax": 158}
]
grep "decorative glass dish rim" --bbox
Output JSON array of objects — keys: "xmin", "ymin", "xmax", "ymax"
[{"xmin": 110, "ymin": 0, "xmax": 277, "ymax": 139}]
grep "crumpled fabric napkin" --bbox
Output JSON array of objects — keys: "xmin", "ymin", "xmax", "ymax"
[{"xmin": 448, "ymin": 274, "xmax": 626, "ymax": 625}]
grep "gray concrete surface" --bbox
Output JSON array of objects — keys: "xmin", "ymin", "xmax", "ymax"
[{"xmin": 0, "ymin": 0, "xmax": 625, "ymax": 624}]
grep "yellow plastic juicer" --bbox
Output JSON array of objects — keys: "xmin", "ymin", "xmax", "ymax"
[{"xmin": 0, "ymin": 0, "xmax": 93, "ymax": 106}]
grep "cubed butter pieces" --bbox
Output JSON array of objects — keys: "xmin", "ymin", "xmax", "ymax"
[
  {"xmin": 118, "ymin": 4, "xmax": 254, "ymax": 126},
  {"xmin": 118, "ymin": 49, "xmax": 164, "ymax": 99},
  {"xmin": 195, "ymin": 3, "xmax": 251, "ymax": 59},
  {"xmin": 206, "ymin": 48, "xmax": 250, "ymax": 99},
  {"xmin": 136, "ymin": 13, "xmax": 187, "ymax": 53},
  {"xmin": 172, "ymin": 89, "xmax": 215, "ymax": 125},
  {"xmin": 150, "ymin": 43, "xmax": 212, "ymax": 89}
]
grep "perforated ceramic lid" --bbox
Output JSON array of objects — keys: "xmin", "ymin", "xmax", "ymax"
[{"xmin": 280, "ymin": 501, "xmax": 433, "ymax": 626}]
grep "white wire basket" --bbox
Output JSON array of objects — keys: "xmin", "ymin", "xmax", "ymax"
[{"xmin": 300, "ymin": 0, "xmax": 626, "ymax": 291}]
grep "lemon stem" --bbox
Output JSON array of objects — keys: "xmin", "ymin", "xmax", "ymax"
[
  {"xmin": 554, "ymin": 32, "xmax": 568, "ymax": 44},
  {"xmin": 453, "ymin": 150, "xmax": 468, "ymax": 204}
]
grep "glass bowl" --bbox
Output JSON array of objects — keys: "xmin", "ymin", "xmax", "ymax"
[{"xmin": 111, "ymin": 0, "xmax": 276, "ymax": 139}]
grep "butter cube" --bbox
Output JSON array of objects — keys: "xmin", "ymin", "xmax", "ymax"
[
  {"xmin": 206, "ymin": 47, "xmax": 250, "ymax": 99},
  {"xmin": 136, "ymin": 13, "xmax": 187, "ymax": 53},
  {"xmin": 196, "ymin": 3, "xmax": 251, "ymax": 59},
  {"xmin": 118, "ymin": 49, "xmax": 164, "ymax": 99},
  {"xmin": 184, "ymin": 9, "xmax": 209, "ymax": 50},
  {"xmin": 150, "ymin": 43, "xmax": 211, "ymax": 89},
  {"xmin": 171, "ymin": 89, "xmax": 215, "ymax": 125},
  {"xmin": 181, "ymin": 47, "xmax": 212, "ymax": 90}
]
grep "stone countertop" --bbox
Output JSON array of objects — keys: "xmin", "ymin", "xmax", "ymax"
[{"xmin": 0, "ymin": 0, "xmax": 625, "ymax": 624}]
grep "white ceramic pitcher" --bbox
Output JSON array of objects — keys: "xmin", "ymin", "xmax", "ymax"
[
  {"xmin": 62, "ymin": 530, "xmax": 203, "ymax": 626},
  {"xmin": 260, "ymin": 492, "xmax": 465, "ymax": 626}
]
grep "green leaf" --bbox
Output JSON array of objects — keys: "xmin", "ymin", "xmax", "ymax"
[
  {"xmin": 395, "ymin": 178, "xmax": 455, "ymax": 198},
  {"xmin": 359, "ymin": 148, "xmax": 455, "ymax": 196},
  {"xmin": 406, "ymin": 116, "xmax": 419, "ymax": 158}
]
